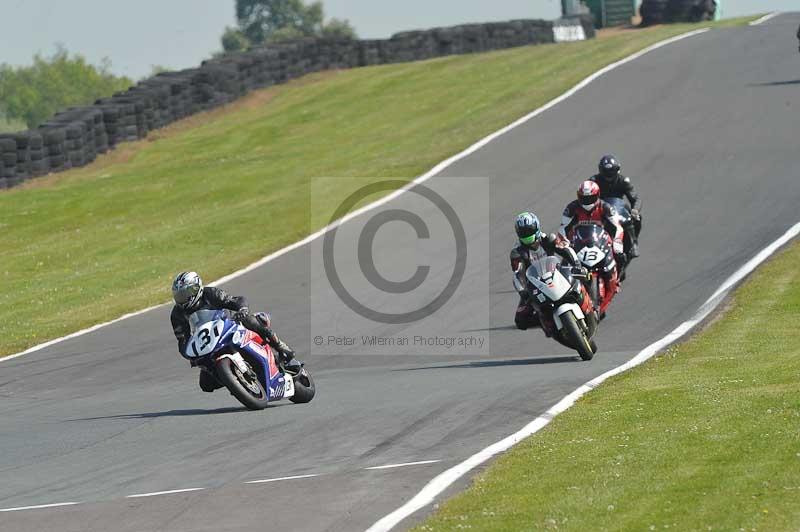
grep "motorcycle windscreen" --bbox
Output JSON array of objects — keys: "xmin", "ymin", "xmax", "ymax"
[
  {"xmin": 573, "ymin": 225, "xmax": 609, "ymax": 268},
  {"xmin": 188, "ymin": 309, "xmax": 223, "ymax": 334},
  {"xmin": 526, "ymin": 256, "xmax": 572, "ymax": 301},
  {"xmin": 605, "ymin": 197, "xmax": 631, "ymax": 222}
]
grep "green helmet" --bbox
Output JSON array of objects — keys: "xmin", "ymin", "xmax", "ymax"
[{"xmin": 515, "ymin": 212, "xmax": 542, "ymax": 246}]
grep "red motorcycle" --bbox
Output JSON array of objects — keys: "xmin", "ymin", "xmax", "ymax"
[{"xmin": 570, "ymin": 224, "xmax": 619, "ymax": 318}]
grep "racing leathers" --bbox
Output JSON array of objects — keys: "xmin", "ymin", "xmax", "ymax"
[
  {"xmin": 589, "ymin": 173, "xmax": 641, "ymax": 256},
  {"xmin": 559, "ymin": 199, "xmax": 622, "ymax": 307},
  {"xmin": 170, "ymin": 286, "xmax": 298, "ymax": 392},
  {"xmin": 511, "ymin": 233, "xmax": 580, "ymax": 331}
]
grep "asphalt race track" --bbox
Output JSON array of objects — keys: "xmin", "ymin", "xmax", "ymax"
[{"xmin": 1, "ymin": 14, "xmax": 799, "ymax": 532}]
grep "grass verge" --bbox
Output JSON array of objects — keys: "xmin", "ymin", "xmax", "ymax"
[
  {"xmin": 415, "ymin": 239, "xmax": 800, "ymax": 531},
  {"xmin": 0, "ymin": 17, "xmax": 756, "ymax": 357}
]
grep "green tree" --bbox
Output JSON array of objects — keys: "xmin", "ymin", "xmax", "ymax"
[
  {"xmin": 229, "ymin": 0, "xmax": 356, "ymax": 47},
  {"xmin": 221, "ymin": 26, "xmax": 251, "ymax": 52},
  {"xmin": 0, "ymin": 47, "xmax": 132, "ymax": 129},
  {"xmin": 321, "ymin": 17, "xmax": 356, "ymax": 39}
]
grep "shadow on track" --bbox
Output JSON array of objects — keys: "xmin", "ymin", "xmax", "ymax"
[
  {"xmin": 460, "ymin": 325, "xmax": 518, "ymax": 333},
  {"xmin": 751, "ymin": 79, "xmax": 800, "ymax": 86},
  {"xmin": 398, "ymin": 356, "xmax": 580, "ymax": 371},
  {"xmin": 67, "ymin": 406, "xmax": 255, "ymax": 421}
]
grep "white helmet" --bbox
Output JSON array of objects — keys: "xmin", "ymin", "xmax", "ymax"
[
  {"xmin": 172, "ymin": 271, "xmax": 204, "ymax": 311},
  {"xmin": 578, "ymin": 180, "xmax": 601, "ymax": 212}
]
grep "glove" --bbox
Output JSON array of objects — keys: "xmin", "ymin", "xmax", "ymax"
[
  {"xmin": 631, "ymin": 208, "xmax": 640, "ymax": 220},
  {"xmin": 571, "ymin": 266, "xmax": 589, "ymax": 278},
  {"xmin": 613, "ymin": 241, "xmax": 624, "ymax": 255},
  {"xmin": 232, "ymin": 307, "xmax": 250, "ymax": 322}
]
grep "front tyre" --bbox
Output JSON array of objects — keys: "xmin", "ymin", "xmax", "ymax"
[
  {"xmin": 561, "ymin": 311, "xmax": 594, "ymax": 361},
  {"xmin": 215, "ymin": 357, "xmax": 270, "ymax": 410},
  {"xmin": 290, "ymin": 369, "xmax": 316, "ymax": 404}
]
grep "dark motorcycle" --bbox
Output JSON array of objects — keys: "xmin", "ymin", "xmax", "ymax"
[{"xmin": 605, "ymin": 197, "xmax": 641, "ymax": 278}]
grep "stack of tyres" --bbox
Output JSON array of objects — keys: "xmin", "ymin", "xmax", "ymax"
[
  {"xmin": 40, "ymin": 127, "xmax": 69, "ymax": 172},
  {"xmin": 0, "ymin": 16, "xmax": 595, "ymax": 190},
  {"xmin": 0, "ymin": 136, "xmax": 17, "ymax": 188},
  {"xmin": 641, "ymin": 0, "xmax": 715, "ymax": 24},
  {"xmin": 98, "ymin": 105, "xmax": 121, "ymax": 147},
  {"xmin": 59, "ymin": 122, "xmax": 86, "ymax": 168},
  {"xmin": 16, "ymin": 133, "xmax": 31, "ymax": 179},
  {"xmin": 50, "ymin": 107, "xmax": 105, "ymax": 168},
  {"xmin": 119, "ymin": 101, "xmax": 139, "ymax": 142},
  {"xmin": 667, "ymin": 0, "xmax": 716, "ymax": 22},
  {"xmin": 357, "ymin": 40, "xmax": 382, "ymax": 66},
  {"xmin": 27, "ymin": 132, "xmax": 48, "ymax": 177},
  {"xmin": 640, "ymin": 0, "xmax": 669, "ymax": 24},
  {"xmin": 0, "ymin": 133, "xmax": 29, "ymax": 183}
]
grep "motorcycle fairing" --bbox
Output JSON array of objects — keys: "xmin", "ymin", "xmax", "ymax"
[
  {"xmin": 526, "ymin": 258, "xmax": 572, "ymax": 302},
  {"xmin": 184, "ymin": 310, "xmax": 294, "ymax": 402},
  {"xmin": 236, "ymin": 330, "xmax": 291, "ymax": 401}
]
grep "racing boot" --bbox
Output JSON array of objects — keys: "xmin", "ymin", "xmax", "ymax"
[
  {"xmin": 628, "ymin": 236, "xmax": 640, "ymax": 259},
  {"xmin": 199, "ymin": 368, "xmax": 223, "ymax": 392},
  {"xmin": 265, "ymin": 331, "xmax": 302, "ymax": 375},
  {"xmin": 615, "ymin": 252, "xmax": 628, "ymax": 283},
  {"xmin": 514, "ymin": 297, "xmax": 540, "ymax": 330}
]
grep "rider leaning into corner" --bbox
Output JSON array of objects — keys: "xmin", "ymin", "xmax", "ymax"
[
  {"xmin": 510, "ymin": 212, "xmax": 585, "ymax": 332},
  {"xmin": 589, "ymin": 154, "xmax": 642, "ymax": 259},
  {"xmin": 560, "ymin": 180, "xmax": 623, "ymax": 304},
  {"xmin": 170, "ymin": 271, "xmax": 302, "ymax": 392}
]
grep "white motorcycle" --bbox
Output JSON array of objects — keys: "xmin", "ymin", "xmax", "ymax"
[{"xmin": 514, "ymin": 255, "xmax": 598, "ymax": 360}]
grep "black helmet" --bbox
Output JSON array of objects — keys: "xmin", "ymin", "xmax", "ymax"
[
  {"xmin": 598, "ymin": 155, "xmax": 621, "ymax": 182},
  {"xmin": 515, "ymin": 211, "xmax": 542, "ymax": 246}
]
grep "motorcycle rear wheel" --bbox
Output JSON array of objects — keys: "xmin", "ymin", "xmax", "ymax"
[
  {"xmin": 216, "ymin": 358, "xmax": 270, "ymax": 410},
  {"xmin": 290, "ymin": 369, "xmax": 316, "ymax": 404},
  {"xmin": 561, "ymin": 311, "xmax": 594, "ymax": 361}
]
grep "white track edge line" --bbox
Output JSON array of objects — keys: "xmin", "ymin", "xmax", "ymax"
[
  {"xmin": 245, "ymin": 473, "xmax": 320, "ymax": 484},
  {"xmin": 366, "ymin": 220, "xmax": 800, "ymax": 532},
  {"xmin": 365, "ymin": 460, "xmax": 442, "ymax": 471},
  {"xmin": 0, "ymin": 26, "xmax": 710, "ymax": 366},
  {"xmin": 126, "ymin": 487, "xmax": 205, "ymax": 498},
  {"xmin": 749, "ymin": 12, "xmax": 780, "ymax": 26},
  {"xmin": 0, "ymin": 502, "xmax": 81, "ymax": 512}
]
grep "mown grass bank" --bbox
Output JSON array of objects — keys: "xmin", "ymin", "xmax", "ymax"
[
  {"xmin": 0, "ymin": 17, "xmax": 755, "ymax": 357},
  {"xmin": 416, "ymin": 238, "xmax": 800, "ymax": 531}
]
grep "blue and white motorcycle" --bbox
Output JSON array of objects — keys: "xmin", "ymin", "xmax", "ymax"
[{"xmin": 181, "ymin": 309, "xmax": 315, "ymax": 410}]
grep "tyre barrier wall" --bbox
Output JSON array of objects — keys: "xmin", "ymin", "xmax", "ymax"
[
  {"xmin": 0, "ymin": 15, "xmax": 593, "ymax": 190},
  {"xmin": 640, "ymin": 0, "xmax": 717, "ymax": 26}
]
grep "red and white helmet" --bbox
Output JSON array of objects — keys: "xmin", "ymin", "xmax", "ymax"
[{"xmin": 577, "ymin": 180, "xmax": 600, "ymax": 212}]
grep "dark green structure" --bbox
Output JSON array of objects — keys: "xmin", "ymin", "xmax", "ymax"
[{"xmin": 582, "ymin": 0, "xmax": 636, "ymax": 27}]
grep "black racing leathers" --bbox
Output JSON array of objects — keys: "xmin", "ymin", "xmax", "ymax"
[
  {"xmin": 170, "ymin": 286, "xmax": 280, "ymax": 356},
  {"xmin": 510, "ymin": 234, "xmax": 579, "ymax": 276},
  {"xmin": 589, "ymin": 174, "xmax": 639, "ymax": 210},
  {"xmin": 590, "ymin": 173, "xmax": 641, "ymax": 244},
  {"xmin": 510, "ymin": 234, "xmax": 580, "ymax": 331}
]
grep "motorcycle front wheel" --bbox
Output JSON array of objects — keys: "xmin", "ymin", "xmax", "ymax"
[
  {"xmin": 561, "ymin": 311, "xmax": 594, "ymax": 361},
  {"xmin": 216, "ymin": 357, "xmax": 270, "ymax": 410}
]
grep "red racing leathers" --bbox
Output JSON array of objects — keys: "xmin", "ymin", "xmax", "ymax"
[{"xmin": 559, "ymin": 199, "xmax": 623, "ymax": 312}]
